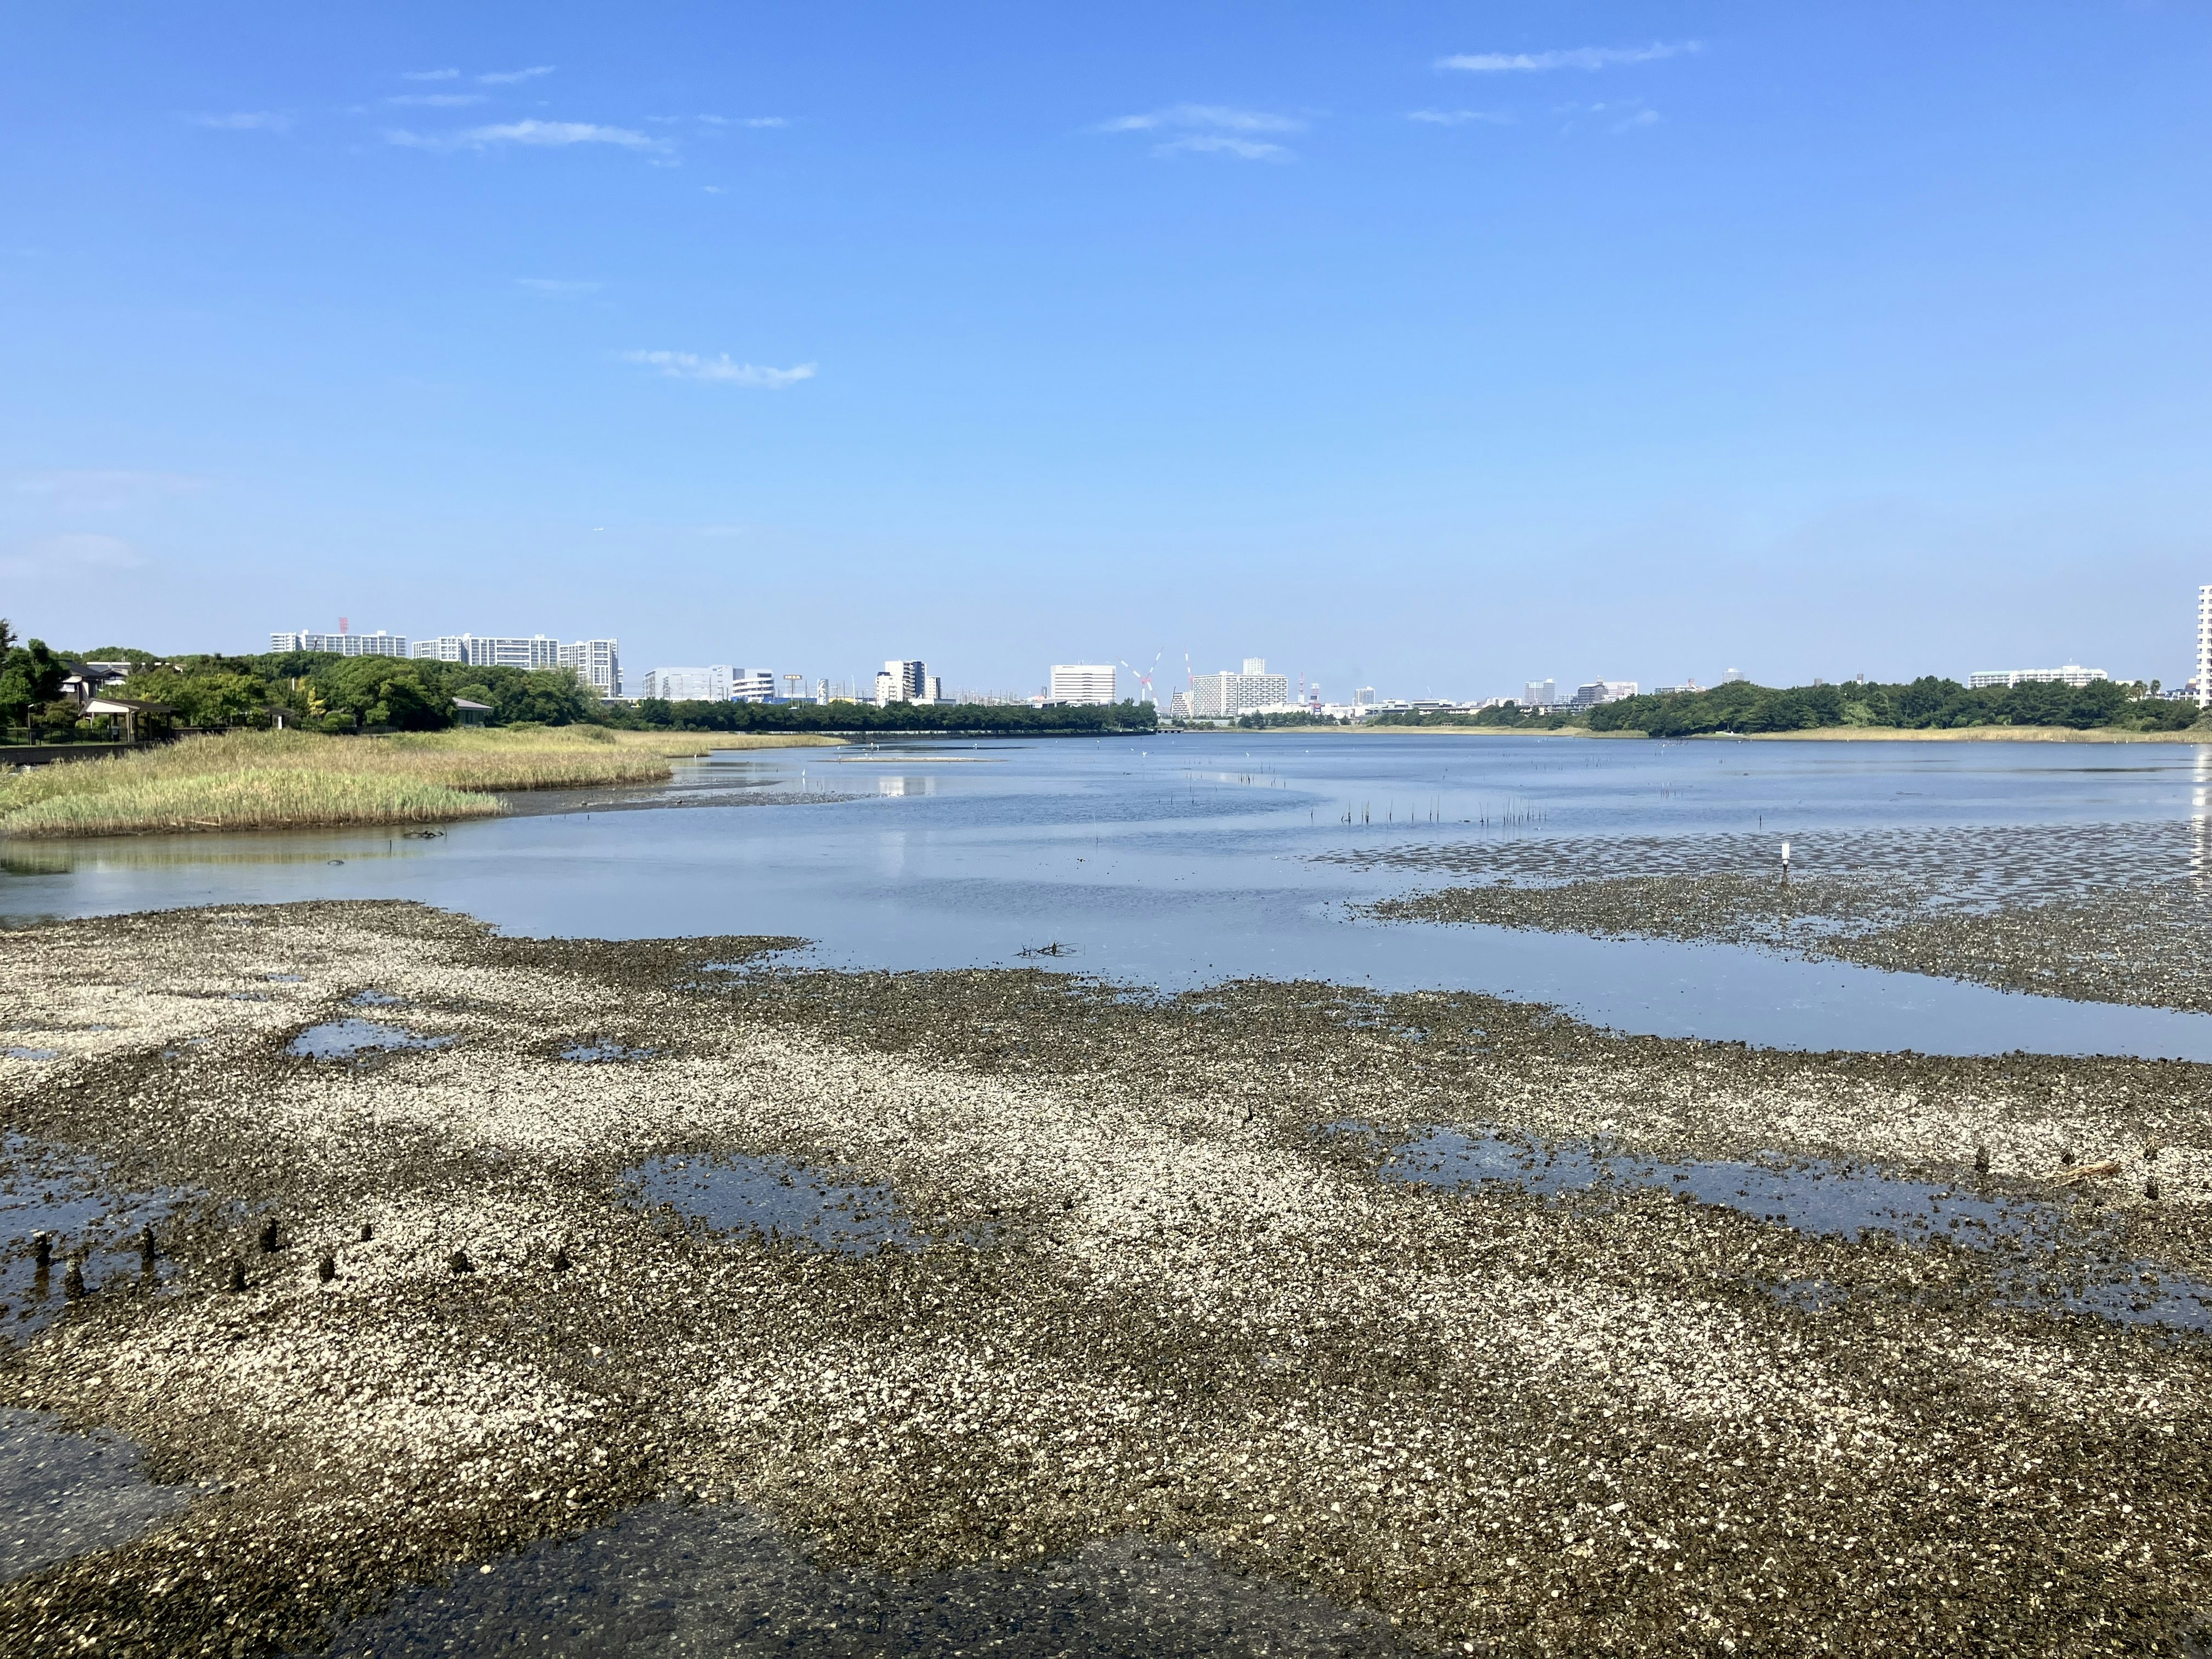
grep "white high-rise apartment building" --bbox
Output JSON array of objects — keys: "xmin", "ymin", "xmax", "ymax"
[
  {"xmin": 558, "ymin": 639, "xmax": 622, "ymax": 698},
  {"xmin": 1190, "ymin": 658, "xmax": 1290, "ymax": 717},
  {"xmin": 2198, "ymin": 586, "xmax": 2212, "ymax": 709},
  {"xmin": 1967, "ymin": 666, "xmax": 2109, "ymax": 691},
  {"xmin": 874, "ymin": 660, "xmax": 927, "ymax": 706},
  {"xmin": 413, "ymin": 634, "xmax": 563, "ymax": 669},
  {"xmin": 1522, "ymin": 679, "xmax": 1557, "ymax": 709},
  {"xmin": 270, "ymin": 630, "xmax": 408, "ymax": 657},
  {"xmin": 642, "ymin": 665, "xmax": 732, "ymax": 701},
  {"xmin": 1049, "ymin": 664, "xmax": 1117, "ymax": 704}
]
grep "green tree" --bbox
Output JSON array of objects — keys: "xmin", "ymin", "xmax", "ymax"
[{"xmin": 0, "ymin": 637, "xmax": 66, "ymax": 729}]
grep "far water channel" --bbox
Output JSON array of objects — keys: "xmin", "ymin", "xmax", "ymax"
[{"xmin": 10, "ymin": 732, "xmax": 2212, "ymax": 1059}]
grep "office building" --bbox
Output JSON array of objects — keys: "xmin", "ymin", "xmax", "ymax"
[
  {"xmin": 1967, "ymin": 665, "xmax": 2109, "ymax": 691},
  {"xmin": 1049, "ymin": 664, "xmax": 1118, "ymax": 704},
  {"xmin": 1571, "ymin": 680, "xmax": 1639, "ymax": 706},
  {"xmin": 1522, "ymin": 679, "xmax": 1557, "ymax": 709},
  {"xmin": 557, "ymin": 639, "xmax": 622, "ymax": 698},
  {"xmin": 874, "ymin": 660, "xmax": 927, "ymax": 706},
  {"xmin": 270, "ymin": 628, "xmax": 408, "ymax": 657},
  {"xmin": 413, "ymin": 634, "xmax": 563, "ymax": 669},
  {"xmin": 1190, "ymin": 658, "xmax": 1290, "ymax": 718},
  {"xmin": 730, "ymin": 669, "xmax": 775, "ymax": 702},
  {"xmin": 641, "ymin": 665, "xmax": 732, "ymax": 702}
]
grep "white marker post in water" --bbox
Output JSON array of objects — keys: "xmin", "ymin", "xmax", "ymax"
[{"xmin": 1780, "ymin": 839, "xmax": 1791, "ymax": 885}]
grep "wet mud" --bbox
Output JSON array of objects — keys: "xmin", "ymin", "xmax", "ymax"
[
  {"xmin": 1, "ymin": 900, "xmax": 2211, "ymax": 1655},
  {"xmin": 1344, "ymin": 820, "xmax": 2212, "ymax": 1014}
]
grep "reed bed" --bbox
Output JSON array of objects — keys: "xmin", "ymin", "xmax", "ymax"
[{"xmin": 0, "ymin": 726, "xmax": 825, "ymax": 839}]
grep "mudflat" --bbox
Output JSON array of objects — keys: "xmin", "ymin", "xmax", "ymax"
[{"xmin": 2, "ymin": 900, "xmax": 2210, "ymax": 1655}]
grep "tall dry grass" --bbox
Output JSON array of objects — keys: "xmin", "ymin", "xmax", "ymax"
[{"xmin": 0, "ymin": 725, "xmax": 831, "ymax": 838}]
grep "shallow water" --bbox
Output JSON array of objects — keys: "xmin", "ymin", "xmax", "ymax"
[
  {"xmin": 287, "ymin": 1019, "xmax": 456, "ymax": 1062},
  {"xmin": 11, "ymin": 734, "xmax": 2212, "ymax": 1057},
  {"xmin": 0, "ymin": 1137, "xmax": 189, "ymax": 1337},
  {"xmin": 1376, "ymin": 1126, "xmax": 2212, "ymax": 1334},
  {"xmin": 0, "ymin": 1408, "xmax": 191, "ymax": 1584},
  {"xmin": 626, "ymin": 1154, "xmax": 915, "ymax": 1254},
  {"xmin": 321, "ymin": 1501, "xmax": 1404, "ymax": 1658}
]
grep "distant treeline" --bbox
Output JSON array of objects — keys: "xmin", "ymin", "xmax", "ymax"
[
  {"xmin": 627, "ymin": 698, "xmax": 1158, "ymax": 736},
  {"xmin": 1372, "ymin": 677, "xmax": 2202, "ymax": 736}
]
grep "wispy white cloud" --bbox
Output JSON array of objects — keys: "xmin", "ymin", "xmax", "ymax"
[
  {"xmin": 403, "ymin": 68, "xmax": 460, "ymax": 81},
  {"xmin": 192, "ymin": 111, "xmax": 290, "ymax": 132},
  {"xmin": 385, "ymin": 119, "xmax": 664, "ymax": 153},
  {"xmin": 697, "ymin": 114, "xmax": 788, "ymax": 128},
  {"xmin": 1155, "ymin": 134, "xmax": 1291, "ymax": 161},
  {"xmin": 387, "ymin": 93, "xmax": 486, "ymax": 107},
  {"xmin": 622, "ymin": 351, "xmax": 816, "ymax": 389},
  {"xmin": 479, "ymin": 65, "xmax": 555, "ymax": 85},
  {"xmin": 1406, "ymin": 108, "xmax": 1514, "ymax": 126},
  {"xmin": 518, "ymin": 277, "xmax": 602, "ymax": 295},
  {"xmin": 1556, "ymin": 100, "xmax": 1662, "ymax": 134},
  {"xmin": 1439, "ymin": 41, "xmax": 1699, "ymax": 73},
  {"xmin": 1098, "ymin": 104, "xmax": 1303, "ymax": 160},
  {"xmin": 1100, "ymin": 103, "xmax": 1301, "ymax": 135}
]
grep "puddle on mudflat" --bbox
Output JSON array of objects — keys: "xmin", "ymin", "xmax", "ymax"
[
  {"xmin": 0, "ymin": 1408, "xmax": 196, "ymax": 1584},
  {"xmin": 0, "ymin": 1137, "xmax": 191, "ymax": 1338},
  {"xmin": 263, "ymin": 972, "xmax": 306, "ymax": 983},
  {"xmin": 349, "ymin": 990, "xmax": 406, "ymax": 1007},
  {"xmin": 288, "ymin": 1020, "xmax": 456, "ymax": 1062},
  {"xmin": 1378, "ymin": 1128, "xmax": 2029, "ymax": 1245},
  {"xmin": 321, "ymin": 1500, "xmax": 1404, "ymax": 1658},
  {"xmin": 1374, "ymin": 1126, "xmax": 2212, "ymax": 1334},
  {"xmin": 559, "ymin": 1040, "xmax": 655, "ymax": 1063},
  {"xmin": 2, "ymin": 1048, "xmax": 58, "ymax": 1063},
  {"xmin": 625, "ymin": 1154, "xmax": 915, "ymax": 1255}
]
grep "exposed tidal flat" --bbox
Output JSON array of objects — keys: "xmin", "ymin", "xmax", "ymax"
[
  {"xmin": 5, "ymin": 900, "xmax": 2212, "ymax": 1654},
  {"xmin": 1352, "ymin": 821, "xmax": 2212, "ymax": 1017}
]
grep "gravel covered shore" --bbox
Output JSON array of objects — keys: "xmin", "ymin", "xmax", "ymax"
[
  {"xmin": 3, "ymin": 900, "xmax": 2212, "ymax": 1654},
  {"xmin": 1346, "ymin": 822, "xmax": 2212, "ymax": 1014}
]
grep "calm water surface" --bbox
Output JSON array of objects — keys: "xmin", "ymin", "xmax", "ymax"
[{"xmin": 9, "ymin": 732, "xmax": 2212, "ymax": 1058}]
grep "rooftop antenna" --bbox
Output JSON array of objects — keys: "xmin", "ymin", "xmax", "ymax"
[{"xmin": 338, "ymin": 617, "xmax": 349, "ymax": 634}]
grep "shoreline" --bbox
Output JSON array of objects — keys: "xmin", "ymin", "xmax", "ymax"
[
  {"xmin": 1203, "ymin": 723, "xmax": 2212, "ymax": 744},
  {"xmin": 2, "ymin": 899, "xmax": 2210, "ymax": 1654},
  {"xmin": 0, "ymin": 728, "xmax": 842, "ymax": 841}
]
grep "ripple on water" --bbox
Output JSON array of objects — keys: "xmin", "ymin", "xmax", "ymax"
[
  {"xmin": 287, "ymin": 1020, "xmax": 456, "ymax": 1062},
  {"xmin": 0, "ymin": 1408, "xmax": 195, "ymax": 1584},
  {"xmin": 1372, "ymin": 1126, "xmax": 2212, "ymax": 1334},
  {"xmin": 624, "ymin": 1154, "xmax": 915, "ymax": 1255}
]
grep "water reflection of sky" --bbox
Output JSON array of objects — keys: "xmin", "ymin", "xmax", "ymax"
[{"xmin": 11, "ymin": 733, "xmax": 2212, "ymax": 1058}]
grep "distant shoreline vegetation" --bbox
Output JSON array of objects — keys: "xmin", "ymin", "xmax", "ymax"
[
  {"xmin": 624, "ymin": 698, "xmax": 1158, "ymax": 736},
  {"xmin": 1367, "ymin": 677, "xmax": 2207, "ymax": 737}
]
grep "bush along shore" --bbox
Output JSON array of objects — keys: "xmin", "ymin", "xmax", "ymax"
[
  {"xmin": 1366, "ymin": 675, "xmax": 2208, "ymax": 737},
  {"xmin": 3, "ymin": 900, "xmax": 2212, "ymax": 1654},
  {"xmin": 0, "ymin": 728, "xmax": 834, "ymax": 839}
]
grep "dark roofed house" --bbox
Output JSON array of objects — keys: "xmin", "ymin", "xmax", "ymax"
[{"xmin": 452, "ymin": 698, "xmax": 493, "ymax": 728}]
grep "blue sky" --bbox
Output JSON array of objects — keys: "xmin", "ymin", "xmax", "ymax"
[{"xmin": 5, "ymin": 2, "xmax": 2210, "ymax": 699}]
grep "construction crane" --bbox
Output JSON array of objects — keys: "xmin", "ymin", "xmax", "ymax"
[{"xmin": 1118, "ymin": 652, "xmax": 1164, "ymax": 704}]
